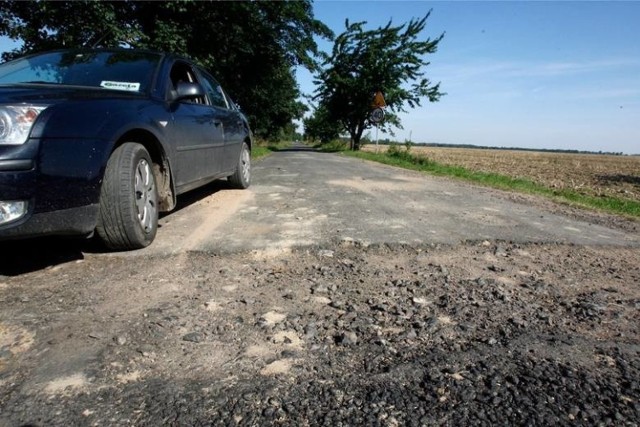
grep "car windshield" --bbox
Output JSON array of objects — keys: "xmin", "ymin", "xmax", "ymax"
[{"xmin": 0, "ymin": 50, "xmax": 161, "ymax": 92}]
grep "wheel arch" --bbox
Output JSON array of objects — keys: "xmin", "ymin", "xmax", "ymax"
[
  {"xmin": 245, "ymin": 130, "xmax": 254, "ymax": 151},
  {"xmin": 111, "ymin": 129, "xmax": 176, "ymax": 212}
]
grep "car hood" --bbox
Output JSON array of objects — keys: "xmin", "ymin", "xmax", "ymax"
[{"xmin": 0, "ymin": 84, "xmax": 148, "ymax": 104}]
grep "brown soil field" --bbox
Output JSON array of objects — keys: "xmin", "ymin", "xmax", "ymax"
[{"xmin": 364, "ymin": 145, "xmax": 640, "ymax": 203}]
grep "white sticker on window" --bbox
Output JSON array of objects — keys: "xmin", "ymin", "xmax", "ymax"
[{"xmin": 100, "ymin": 81, "xmax": 141, "ymax": 91}]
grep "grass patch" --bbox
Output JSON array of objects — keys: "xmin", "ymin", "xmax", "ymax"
[
  {"xmin": 344, "ymin": 148, "xmax": 640, "ymax": 219},
  {"xmin": 251, "ymin": 141, "xmax": 292, "ymax": 160},
  {"xmin": 251, "ymin": 145, "xmax": 272, "ymax": 160},
  {"xmin": 316, "ymin": 140, "xmax": 350, "ymax": 152}
]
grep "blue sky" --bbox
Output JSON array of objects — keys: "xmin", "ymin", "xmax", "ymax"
[
  {"xmin": 299, "ymin": 1, "xmax": 640, "ymax": 154},
  {"xmin": 1, "ymin": 2, "xmax": 638, "ymax": 153}
]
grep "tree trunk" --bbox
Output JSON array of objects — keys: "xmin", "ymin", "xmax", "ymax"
[
  {"xmin": 351, "ymin": 122, "xmax": 365, "ymax": 151},
  {"xmin": 349, "ymin": 126, "xmax": 358, "ymax": 151},
  {"xmin": 349, "ymin": 132, "xmax": 361, "ymax": 151}
]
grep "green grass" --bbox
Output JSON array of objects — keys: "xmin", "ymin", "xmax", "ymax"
[
  {"xmin": 251, "ymin": 141, "xmax": 292, "ymax": 160},
  {"xmin": 343, "ymin": 148, "xmax": 640, "ymax": 219},
  {"xmin": 251, "ymin": 145, "xmax": 272, "ymax": 160},
  {"xmin": 316, "ymin": 140, "xmax": 350, "ymax": 152}
]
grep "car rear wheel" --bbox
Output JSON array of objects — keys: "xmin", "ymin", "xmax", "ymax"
[
  {"xmin": 96, "ymin": 143, "xmax": 158, "ymax": 250},
  {"xmin": 228, "ymin": 142, "xmax": 251, "ymax": 189}
]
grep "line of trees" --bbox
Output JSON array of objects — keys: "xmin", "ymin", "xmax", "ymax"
[{"xmin": 372, "ymin": 140, "xmax": 629, "ymax": 156}]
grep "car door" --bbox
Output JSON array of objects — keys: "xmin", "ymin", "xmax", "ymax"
[
  {"xmin": 169, "ymin": 61, "xmax": 224, "ymax": 189},
  {"xmin": 220, "ymin": 88, "xmax": 246, "ymax": 172},
  {"xmin": 198, "ymin": 71, "xmax": 244, "ymax": 174}
]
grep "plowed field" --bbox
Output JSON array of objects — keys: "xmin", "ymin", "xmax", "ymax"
[{"xmin": 365, "ymin": 146, "xmax": 640, "ymax": 203}]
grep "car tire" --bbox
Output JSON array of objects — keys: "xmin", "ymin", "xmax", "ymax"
[
  {"xmin": 228, "ymin": 142, "xmax": 251, "ymax": 189},
  {"xmin": 96, "ymin": 143, "xmax": 158, "ymax": 250}
]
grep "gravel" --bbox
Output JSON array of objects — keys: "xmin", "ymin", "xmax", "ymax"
[{"xmin": 0, "ymin": 240, "xmax": 639, "ymax": 426}]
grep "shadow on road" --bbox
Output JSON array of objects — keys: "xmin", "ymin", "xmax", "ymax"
[
  {"xmin": 166, "ymin": 179, "xmax": 229, "ymax": 213},
  {"xmin": 0, "ymin": 237, "xmax": 88, "ymax": 276},
  {"xmin": 269, "ymin": 145, "xmax": 319, "ymax": 153},
  {"xmin": 0, "ymin": 180, "xmax": 234, "ymax": 276}
]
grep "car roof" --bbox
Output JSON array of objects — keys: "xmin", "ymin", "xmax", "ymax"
[
  {"xmin": 12, "ymin": 48, "xmax": 202, "ymax": 64},
  {"xmin": 22, "ymin": 47, "xmax": 164, "ymax": 58}
]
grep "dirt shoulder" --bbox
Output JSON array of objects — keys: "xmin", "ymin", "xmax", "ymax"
[{"xmin": 1, "ymin": 240, "xmax": 638, "ymax": 425}]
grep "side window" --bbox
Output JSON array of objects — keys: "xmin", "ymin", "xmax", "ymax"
[
  {"xmin": 169, "ymin": 61, "xmax": 205, "ymax": 104},
  {"xmin": 220, "ymin": 88, "xmax": 238, "ymax": 111},
  {"xmin": 199, "ymin": 71, "xmax": 229, "ymax": 109}
]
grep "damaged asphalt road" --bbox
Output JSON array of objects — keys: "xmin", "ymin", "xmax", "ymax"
[{"xmin": 1, "ymin": 146, "xmax": 639, "ymax": 426}]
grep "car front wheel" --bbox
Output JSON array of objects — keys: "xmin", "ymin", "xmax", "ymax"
[
  {"xmin": 96, "ymin": 143, "xmax": 158, "ymax": 250},
  {"xmin": 228, "ymin": 142, "xmax": 251, "ymax": 189}
]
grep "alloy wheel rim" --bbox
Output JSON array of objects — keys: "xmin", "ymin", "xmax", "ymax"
[
  {"xmin": 241, "ymin": 148, "xmax": 250, "ymax": 183},
  {"xmin": 134, "ymin": 159, "xmax": 157, "ymax": 233}
]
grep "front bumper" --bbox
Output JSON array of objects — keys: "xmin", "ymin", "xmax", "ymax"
[
  {"xmin": 0, "ymin": 203, "xmax": 99, "ymax": 239},
  {"xmin": 0, "ymin": 137, "xmax": 107, "ymax": 240}
]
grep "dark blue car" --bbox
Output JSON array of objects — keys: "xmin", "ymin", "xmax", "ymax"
[{"xmin": 0, "ymin": 49, "xmax": 252, "ymax": 250}]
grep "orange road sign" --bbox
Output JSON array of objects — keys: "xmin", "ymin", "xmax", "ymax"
[{"xmin": 372, "ymin": 91, "xmax": 386, "ymax": 108}]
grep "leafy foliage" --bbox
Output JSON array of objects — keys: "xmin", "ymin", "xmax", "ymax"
[
  {"xmin": 311, "ymin": 12, "xmax": 444, "ymax": 150},
  {"xmin": 0, "ymin": 0, "xmax": 332, "ymax": 140},
  {"xmin": 303, "ymin": 104, "xmax": 341, "ymax": 144}
]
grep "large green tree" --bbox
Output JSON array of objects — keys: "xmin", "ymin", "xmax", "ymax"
[
  {"xmin": 0, "ymin": 1, "xmax": 332, "ymax": 140},
  {"xmin": 312, "ymin": 12, "xmax": 444, "ymax": 150}
]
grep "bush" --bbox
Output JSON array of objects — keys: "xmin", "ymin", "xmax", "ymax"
[
  {"xmin": 318, "ymin": 139, "xmax": 349, "ymax": 152},
  {"xmin": 387, "ymin": 144, "xmax": 430, "ymax": 166}
]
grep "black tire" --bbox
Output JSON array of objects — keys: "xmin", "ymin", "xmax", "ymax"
[
  {"xmin": 228, "ymin": 142, "xmax": 251, "ymax": 189},
  {"xmin": 96, "ymin": 143, "xmax": 158, "ymax": 250}
]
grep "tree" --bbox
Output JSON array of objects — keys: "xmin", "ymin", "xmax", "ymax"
[
  {"xmin": 303, "ymin": 104, "xmax": 340, "ymax": 144},
  {"xmin": 0, "ymin": 1, "xmax": 332, "ymax": 141},
  {"xmin": 313, "ymin": 12, "xmax": 444, "ymax": 150}
]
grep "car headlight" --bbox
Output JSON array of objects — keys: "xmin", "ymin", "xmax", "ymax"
[
  {"xmin": 0, "ymin": 105, "xmax": 48, "ymax": 145},
  {"xmin": 0, "ymin": 200, "xmax": 27, "ymax": 225}
]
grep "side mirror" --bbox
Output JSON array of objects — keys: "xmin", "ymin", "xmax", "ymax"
[{"xmin": 173, "ymin": 81, "xmax": 205, "ymax": 101}]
